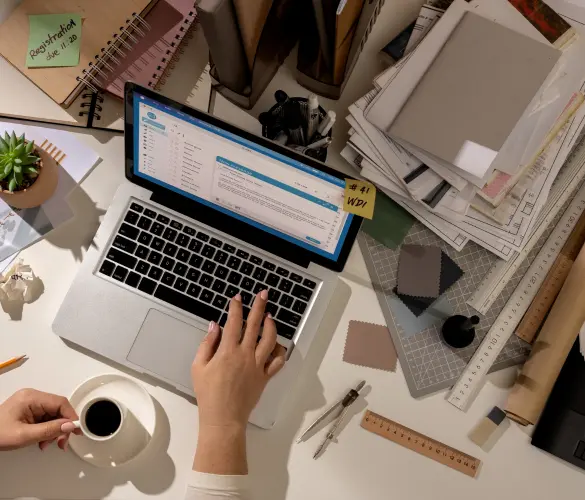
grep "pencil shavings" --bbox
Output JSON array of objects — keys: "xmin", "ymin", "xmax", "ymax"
[{"xmin": 0, "ymin": 260, "xmax": 35, "ymax": 301}]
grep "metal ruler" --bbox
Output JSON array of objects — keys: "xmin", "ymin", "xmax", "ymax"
[
  {"xmin": 448, "ymin": 181, "xmax": 585, "ymax": 411},
  {"xmin": 361, "ymin": 410, "xmax": 481, "ymax": 478},
  {"xmin": 468, "ymin": 142, "xmax": 585, "ymax": 315}
]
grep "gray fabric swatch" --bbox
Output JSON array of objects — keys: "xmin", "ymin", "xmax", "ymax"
[
  {"xmin": 397, "ymin": 244, "xmax": 442, "ymax": 298},
  {"xmin": 389, "ymin": 294, "xmax": 452, "ymax": 337}
]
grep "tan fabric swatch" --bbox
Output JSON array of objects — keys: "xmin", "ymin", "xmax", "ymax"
[
  {"xmin": 343, "ymin": 321, "xmax": 397, "ymax": 372},
  {"xmin": 397, "ymin": 244, "xmax": 442, "ymax": 298}
]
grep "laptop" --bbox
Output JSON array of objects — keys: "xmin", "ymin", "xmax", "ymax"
[{"xmin": 53, "ymin": 83, "xmax": 362, "ymax": 429}]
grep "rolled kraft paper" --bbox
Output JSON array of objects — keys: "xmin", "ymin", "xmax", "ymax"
[{"xmin": 505, "ymin": 241, "xmax": 585, "ymax": 426}]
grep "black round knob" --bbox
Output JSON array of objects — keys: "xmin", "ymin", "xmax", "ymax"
[{"xmin": 441, "ymin": 315, "xmax": 479, "ymax": 349}]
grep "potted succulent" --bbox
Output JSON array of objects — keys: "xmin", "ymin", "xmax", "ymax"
[{"xmin": 0, "ymin": 131, "xmax": 58, "ymax": 209}]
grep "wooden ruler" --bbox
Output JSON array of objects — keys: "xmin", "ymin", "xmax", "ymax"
[
  {"xmin": 516, "ymin": 208, "xmax": 585, "ymax": 343},
  {"xmin": 360, "ymin": 410, "xmax": 481, "ymax": 478}
]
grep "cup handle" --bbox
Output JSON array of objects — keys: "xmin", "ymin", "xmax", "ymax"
[{"xmin": 71, "ymin": 420, "xmax": 82, "ymax": 430}]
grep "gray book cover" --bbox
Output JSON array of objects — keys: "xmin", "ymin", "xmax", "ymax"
[{"xmin": 388, "ymin": 12, "xmax": 561, "ymax": 178}]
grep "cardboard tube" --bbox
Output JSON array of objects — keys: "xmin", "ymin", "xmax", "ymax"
[{"xmin": 505, "ymin": 241, "xmax": 585, "ymax": 425}]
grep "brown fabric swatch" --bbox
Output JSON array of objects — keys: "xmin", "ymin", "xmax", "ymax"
[
  {"xmin": 343, "ymin": 321, "xmax": 397, "ymax": 372},
  {"xmin": 397, "ymin": 244, "xmax": 442, "ymax": 298}
]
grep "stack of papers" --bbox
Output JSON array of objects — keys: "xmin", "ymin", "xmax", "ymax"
[{"xmin": 342, "ymin": 0, "xmax": 585, "ymax": 259}]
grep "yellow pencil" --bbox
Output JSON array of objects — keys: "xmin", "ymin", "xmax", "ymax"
[{"xmin": 0, "ymin": 355, "xmax": 26, "ymax": 370}]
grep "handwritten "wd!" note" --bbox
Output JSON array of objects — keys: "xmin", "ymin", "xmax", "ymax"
[
  {"xmin": 27, "ymin": 14, "xmax": 82, "ymax": 68},
  {"xmin": 344, "ymin": 179, "xmax": 376, "ymax": 219}
]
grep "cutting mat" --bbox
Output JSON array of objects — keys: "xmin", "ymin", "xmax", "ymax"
[{"xmin": 358, "ymin": 191, "xmax": 576, "ymax": 397}]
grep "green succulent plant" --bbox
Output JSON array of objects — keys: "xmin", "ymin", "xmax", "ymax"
[{"xmin": 0, "ymin": 131, "xmax": 41, "ymax": 192}]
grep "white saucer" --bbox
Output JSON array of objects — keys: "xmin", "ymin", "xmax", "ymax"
[{"xmin": 68, "ymin": 373, "xmax": 156, "ymax": 468}]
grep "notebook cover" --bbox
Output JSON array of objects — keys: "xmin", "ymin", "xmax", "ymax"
[
  {"xmin": 105, "ymin": 0, "xmax": 197, "ymax": 98},
  {"xmin": 0, "ymin": 0, "xmax": 154, "ymax": 105},
  {"xmin": 388, "ymin": 12, "xmax": 560, "ymax": 173}
]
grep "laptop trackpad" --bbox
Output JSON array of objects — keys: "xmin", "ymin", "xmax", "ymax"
[{"xmin": 127, "ymin": 309, "xmax": 207, "ymax": 390}]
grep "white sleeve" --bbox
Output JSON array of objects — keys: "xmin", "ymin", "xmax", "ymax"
[{"xmin": 184, "ymin": 470, "xmax": 249, "ymax": 500}]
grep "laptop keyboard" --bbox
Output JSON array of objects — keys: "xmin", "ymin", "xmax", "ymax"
[{"xmin": 97, "ymin": 201, "xmax": 318, "ymax": 340}]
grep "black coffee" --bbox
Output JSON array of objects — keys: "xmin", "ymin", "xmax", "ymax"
[{"xmin": 84, "ymin": 400, "xmax": 122, "ymax": 437}]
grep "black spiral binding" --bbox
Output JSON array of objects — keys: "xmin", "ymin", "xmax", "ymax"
[
  {"xmin": 149, "ymin": 5, "xmax": 198, "ymax": 89},
  {"xmin": 78, "ymin": 91, "xmax": 105, "ymax": 128},
  {"xmin": 75, "ymin": 12, "xmax": 150, "ymax": 93}
]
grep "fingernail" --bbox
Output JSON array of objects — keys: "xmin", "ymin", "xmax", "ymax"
[
  {"xmin": 266, "ymin": 312, "xmax": 272, "ymax": 319},
  {"xmin": 234, "ymin": 294, "xmax": 242, "ymax": 302},
  {"xmin": 260, "ymin": 289, "xmax": 268, "ymax": 300},
  {"xmin": 61, "ymin": 422, "xmax": 76, "ymax": 433},
  {"xmin": 208, "ymin": 321, "xmax": 215, "ymax": 333}
]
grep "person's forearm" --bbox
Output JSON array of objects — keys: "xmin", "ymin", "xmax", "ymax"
[{"xmin": 193, "ymin": 425, "xmax": 248, "ymax": 475}]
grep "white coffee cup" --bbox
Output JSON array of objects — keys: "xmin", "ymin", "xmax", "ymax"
[{"xmin": 73, "ymin": 397, "xmax": 127, "ymax": 442}]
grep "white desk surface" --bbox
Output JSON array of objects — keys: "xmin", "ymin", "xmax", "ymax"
[{"xmin": 1, "ymin": 1, "xmax": 584, "ymax": 498}]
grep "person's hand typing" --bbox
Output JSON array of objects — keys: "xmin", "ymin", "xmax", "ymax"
[
  {"xmin": 191, "ymin": 290, "xmax": 287, "ymax": 474},
  {"xmin": 0, "ymin": 388, "xmax": 81, "ymax": 452}
]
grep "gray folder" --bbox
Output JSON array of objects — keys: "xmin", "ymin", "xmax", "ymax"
[{"xmin": 388, "ymin": 12, "xmax": 561, "ymax": 173}]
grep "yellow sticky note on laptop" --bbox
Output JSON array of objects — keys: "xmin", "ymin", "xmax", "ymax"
[{"xmin": 344, "ymin": 179, "xmax": 376, "ymax": 219}]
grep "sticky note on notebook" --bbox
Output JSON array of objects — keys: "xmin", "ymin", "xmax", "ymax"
[
  {"xmin": 27, "ymin": 14, "xmax": 82, "ymax": 68},
  {"xmin": 344, "ymin": 179, "xmax": 376, "ymax": 219}
]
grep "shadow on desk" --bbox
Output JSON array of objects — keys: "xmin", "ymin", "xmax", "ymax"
[
  {"xmin": 246, "ymin": 279, "xmax": 352, "ymax": 500},
  {"xmin": 0, "ymin": 397, "xmax": 175, "ymax": 499}
]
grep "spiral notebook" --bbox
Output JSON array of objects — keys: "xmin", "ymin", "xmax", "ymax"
[{"xmin": 0, "ymin": 0, "xmax": 158, "ymax": 106}]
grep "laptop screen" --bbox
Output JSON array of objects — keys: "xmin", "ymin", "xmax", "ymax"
[{"xmin": 132, "ymin": 93, "xmax": 354, "ymax": 261}]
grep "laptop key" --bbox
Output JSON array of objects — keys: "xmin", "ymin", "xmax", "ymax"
[
  {"xmin": 124, "ymin": 211, "xmax": 139, "ymax": 224},
  {"xmin": 293, "ymin": 300, "xmax": 307, "ymax": 314},
  {"xmin": 263, "ymin": 261, "xmax": 276, "ymax": 271},
  {"xmin": 277, "ymin": 309, "xmax": 301, "ymax": 327},
  {"xmin": 268, "ymin": 289, "xmax": 281, "ymax": 302},
  {"xmin": 199, "ymin": 273, "xmax": 213, "ymax": 288},
  {"xmin": 119, "ymin": 223, "xmax": 139, "ymax": 240},
  {"xmin": 226, "ymin": 285, "xmax": 239, "ymax": 298},
  {"xmin": 126, "ymin": 271, "xmax": 141, "ymax": 288},
  {"xmin": 138, "ymin": 277, "xmax": 157, "ymax": 295},
  {"xmin": 151, "ymin": 222, "xmax": 164, "ymax": 236},
  {"xmin": 241, "ymin": 277, "xmax": 255, "ymax": 291},
  {"xmin": 162, "ymin": 272, "xmax": 175, "ymax": 286},
  {"xmin": 279, "ymin": 294, "xmax": 294, "ymax": 308},
  {"xmin": 183, "ymin": 226, "xmax": 196, "ymax": 236},
  {"xmin": 278, "ymin": 279, "xmax": 292, "ymax": 293},
  {"xmin": 240, "ymin": 291, "xmax": 252, "ymax": 305},
  {"xmin": 200, "ymin": 289, "xmax": 214, "ymax": 303},
  {"xmin": 250, "ymin": 256, "xmax": 262, "ymax": 265},
  {"xmin": 170, "ymin": 220, "xmax": 183, "ymax": 230},
  {"xmin": 144, "ymin": 209, "xmax": 157, "ymax": 218},
  {"xmin": 135, "ymin": 245, "xmax": 149, "ymax": 260},
  {"xmin": 186, "ymin": 268, "xmax": 200, "ymax": 282},
  {"xmin": 224, "ymin": 244, "xmax": 236, "ymax": 254},
  {"xmin": 214, "ymin": 265, "xmax": 229, "ymax": 280},
  {"xmin": 213, "ymin": 295, "xmax": 228, "ymax": 309},
  {"xmin": 227, "ymin": 257, "xmax": 241, "ymax": 269},
  {"xmin": 188, "ymin": 239, "xmax": 202, "ymax": 253},
  {"xmin": 265, "ymin": 302, "xmax": 278, "ymax": 317},
  {"xmin": 130, "ymin": 203, "xmax": 144, "ymax": 213},
  {"xmin": 266, "ymin": 273, "xmax": 279, "ymax": 287},
  {"xmin": 174, "ymin": 277, "xmax": 188, "ymax": 292},
  {"xmin": 253, "ymin": 282, "xmax": 265, "ymax": 294},
  {"xmin": 176, "ymin": 249, "xmax": 191, "ymax": 263},
  {"xmin": 163, "ymin": 227, "xmax": 177, "ymax": 242},
  {"xmin": 99, "ymin": 260, "xmax": 116, "ymax": 276},
  {"xmin": 303, "ymin": 279, "xmax": 317, "ymax": 290},
  {"xmin": 147, "ymin": 251, "xmax": 162, "ymax": 266},
  {"xmin": 107, "ymin": 248, "xmax": 137, "ymax": 269},
  {"xmin": 292, "ymin": 284, "xmax": 312, "ymax": 302},
  {"xmin": 212, "ymin": 280, "xmax": 226, "ymax": 294},
  {"xmin": 163, "ymin": 243, "xmax": 178, "ymax": 257},
  {"xmin": 137, "ymin": 216, "xmax": 151, "ymax": 231},
  {"xmin": 187, "ymin": 283, "xmax": 201, "ymax": 298},
  {"xmin": 203, "ymin": 260, "xmax": 216, "ymax": 274},
  {"xmin": 148, "ymin": 266, "xmax": 163, "ymax": 280},
  {"xmin": 196, "ymin": 232, "xmax": 209, "ymax": 242},
  {"xmin": 113, "ymin": 235, "xmax": 137, "ymax": 254},
  {"xmin": 219, "ymin": 313, "xmax": 228, "ymax": 327},
  {"xmin": 136, "ymin": 261, "xmax": 150, "ymax": 275},
  {"xmin": 176, "ymin": 234, "xmax": 190, "ymax": 247},
  {"xmin": 138, "ymin": 232, "xmax": 152, "ymax": 245},
  {"xmin": 161, "ymin": 257, "xmax": 175, "ymax": 271},
  {"xmin": 253, "ymin": 268, "xmax": 267, "ymax": 281},
  {"xmin": 275, "ymin": 321, "xmax": 295, "ymax": 340},
  {"xmin": 151, "ymin": 237, "xmax": 165, "ymax": 251},
  {"xmin": 240, "ymin": 262, "xmax": 254, "ymax": 275},
  {"xmin": 189, "ymin": 254, "xmax": 203, "ymax": 268},
  {"xmin": 276, "ymin": 267, "xmax": 289, "ymax": 277},
  {"xmin": 174, "ymin": 262, "xmax": 188, "ymax": 276},
  {"xmin": 155, "ymin": 285, "xmax": 221, "ymax": 322},
  {"xmin": 202, "ymin": 244, "xmax": 215, "ymax": 258},
  {"xmin": 113, "ymin": 266, "xmax": 128, "ymax": 282},
  {"xmin": 236, "ymin": 249, "xmax": 248, "ymax": 259},
  {"xmin": 210, "ymin": 238, "xmax": 222, "ymax": 248},
  {"xmin": 156, "ymin": 214, "xmax": 170, "ymax": 224},
  {"xmin": 214, "ymin": 250, "xmax": 228, "ymax": 264},
  {"xmin": 290, "ymin": 273, "xmax": 303, "ymax": 283},
  {"xmin": 227, "ymin": 271, "xmax": 242, "ymax": 286}
]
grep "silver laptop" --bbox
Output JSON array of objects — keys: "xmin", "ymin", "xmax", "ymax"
[{"xmin": 53, "ymin": 84, "xmax": 362, "ymax": 429}]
